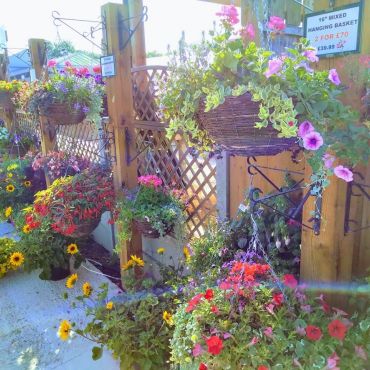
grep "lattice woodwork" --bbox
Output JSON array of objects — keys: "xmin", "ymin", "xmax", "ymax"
[
  {"xmin": 132, "ymin": 66, "xmax": 217, "ymax": 239},
  {"xmin": 14, "ymin": 110, "xmax": 41, "ymax": 148},
  {"xmin": 56, "ymin": 120, "xmax": 114, "ymax": 167}
]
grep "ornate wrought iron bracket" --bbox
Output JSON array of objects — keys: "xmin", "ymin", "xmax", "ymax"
[
  {"xmin": 246, "ymin": 157, "xmax": 322, "ymax": 235},
  {"xmin": 344, "ymin": 171, "xmax": 370, "ymax": 234},
  {"xmin": 125, "ymin": 126, "xmax": 152, "ymax": 166}
]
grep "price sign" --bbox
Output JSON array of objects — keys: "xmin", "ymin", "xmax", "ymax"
[
  {"xmin": 100, "ymin": 55, "xmax": 116, "ymax": 77},
  {"xmin": 304, "ymin": 2, "xmax": 362, "ymax": 57}
]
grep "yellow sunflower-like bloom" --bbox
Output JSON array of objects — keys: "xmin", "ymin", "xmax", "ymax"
[
  {"xmin": 82, "ymin": 282, "xmax": 92, "ymax": 297},
  {"xmin": 65, "ymin": 273, "xmax": 78, "ymax": 289},
  {"xmin": 4, "ymin": 206, "xmax": 12, "ymax": 218},
  {"xmin": 183, "ymin": 246, "xmax": 191, "ymax": 262},
  {"xmin": 58, "ymin": 320, "xmax": 72, "ymax": 341},
  {"xmin": 121, "ymin": 259, "xmax": 134, "ymax": 271},
  {"xmin": 22, "ymin": 224, "xmax": 31, "ymax": 234},
  {"xmin": 23, "ymin": 180, "xmax": 32, "ymax": 187},
  {"xmin": 130, "ymin": 255, "xmax": 145, "ymax": 267},
  {"xmin": 66, "ymin": 243, "xmax": 79, "ymax": 255},
  {"xmin": 106, "ymin": 301, "xmax": 114, "ymax": 310},
  {"xmin": 163, "ymin": 311, "xmax": 174, "ymax": 326},
  {"xmin": 157, "ymin": 247, "xmax": 166, "ymax": 255},
  {"xmin": 6, "ymin": 184, "xmax": 15, "ymax": 193},
  {"xmin": 6, "ymin": 164, "xmax": 18, "ymax": 171},
  {"xmin": 9, "ymin": 252, "xmax": 25, "ymax": 267}
]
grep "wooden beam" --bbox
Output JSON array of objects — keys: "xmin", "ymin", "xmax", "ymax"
[
  {"xmin": 101, "ymin": 2, "xmax": 142, "ymax": 271},
  {"xmin": 28, "ymin": 39, "xmax": 47, "ymax": 79},
  {"xmin": 128, "ymin": 0, "xmax": 146, "ymax": 67}
]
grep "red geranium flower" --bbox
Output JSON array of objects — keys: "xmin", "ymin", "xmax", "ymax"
[
  {"xmin": 283, "ymin": 274, "xmax": 298, "ymax": 288},
  {"xmin": 204, "ymin": 289, "xmax": 214, "ymax": 300},
  {"xmin": 186, "ymin": 293, "xmax": 203, "ymax": 313},
  {"xmin": 211, "ymin": 305, "xmax": 219, "ymax": 314},
  {"xmin": 305, "ymin": 325, "xmax": 322, "ymax": 341},
  {"xmin": 328, "ymin": 319, "xmax": 347, "ymax": 340},
  {"xmin": 199, "ymin": 364, "xmax": 208, "ymax": 370},
  {"xmin": 272, "ymin": 292, "xmax": 284, "ymax": 306},
  {"xmin": 206, "ymin": 336, "xmax": 223, "ymax": 355},
  {"xmin": 258, "ymin": 366, "xmax": 269, "ymax": 370}
]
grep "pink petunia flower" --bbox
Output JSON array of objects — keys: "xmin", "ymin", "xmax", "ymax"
[
  {"xmin": 283, "ymin": 274, "xmax": 298, "ymax": 288},
  {"xmin": 263, "ymin": 327, "xmax": 273, "ymax": 338},
  {"xmin": 47, "ymin": 59, "xmax": 57, "ymax": 68},
  {"xmin": 323, "ymin": 153, "xmax": 336, "ymax": 169},
  {"xmin": 328, "ymin": 69, "xmax": 341, "ymax": 85},
  {"xmin": 326, "ymin": 352, "xmax": 340, "ymax": 369},
  {"xmin": 267, "ymin": 16, "xmax": 286, "ymax": 32},
  {"xmin": 298, "ymin": 120, "xmax": 315, "ymax": 138},
  {"xmin": 247, "ymin": 336, "xmax": 259, "ymax": 346},
  {"xmin": 216, "ymin": 5, "xmax": 239, "ymax": 25},
  {"xmin": 333, "ymin": 165, "xmax": 353, "ymax": 182},
  {"xmin": 303, "ymin": 49, "xmax": 319, "ymax": 63},
  {"xmin": 355, "ymin": 345, "xmax": 368, "ymax": 361},
  {"xmin": 192, "ymin": 343, "xmax": 204, "ymax": 357},
  {"xmin": 240, "ymin": 23, "xmax": 255, "ymax": 40},
  {"xmin": 302, "ymin": 131, "xmax": 324, "ymax": 151},
  {"xmin": 264, "ymin": 58, "xmax": 283, "ymax": 78}
]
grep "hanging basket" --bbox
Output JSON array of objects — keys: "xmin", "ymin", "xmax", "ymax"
[
  {"xmin": 39, "ymin": 102, "xmax": 86, "ymax": 126},
  {"xmin": 67, "ymin": 218, "xmax": 101, "ymax": 239},
  {"xmin": 0, "ymin": 91, "xmax": 14, "ymax": 110},
  {"xmin": 197, "ymin": 93, "xmax": 297, "ymax": 156},
  {"xmin": 134, "ymin": 219, "xmax": 172, "ymax": 239}
]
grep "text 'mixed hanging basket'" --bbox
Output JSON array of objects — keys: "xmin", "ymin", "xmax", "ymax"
[
  {"xmin": 197, "ymin": 93, "xmax": 297, "ymax": 156},
  {"xmin": 39, "ymin": 102, "xmax": 86, "ymax": 126}
]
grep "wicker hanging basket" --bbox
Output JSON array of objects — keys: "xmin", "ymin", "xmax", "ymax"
[
  {"xmin": 67, "ymin": 218, "xmax": 101, "ymax": 239},
  {"xmin": 0, "ymin": 91, "xmax": 14, "ymax": 110},
  {"xmin": 39, "ymin": 102, "xmax": 86, "ymax": 126},
  {"xmin": 197, "ymin": 93, "xmax": 297, "ymax": 156},
  {"xmin": 134, "ymin": 219, "xmax": 172, "ymax": 239}
]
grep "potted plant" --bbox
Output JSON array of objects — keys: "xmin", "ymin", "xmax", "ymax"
[
  {"xmin": 0, "ymin": 237, "xmax": 25, "ymax": 278},
  {"xmin": 160, "ymin": 6, "xmax": 369, "ymax": 196},
  {"xmin": 23, "ymin": 61, "xmax": 104, "ymax": 125},
  {"xmin": 0, "ymin": 79, "xmax": 24, "ymax": 110},
  {"xmin": 117, "ymin": 175, "xmax": 187, "ymax": 241},
  {"xmin": 31, "ymin": 167, "xmax": 115, "ymax": 238},
  {"xmin": 32, "ymin": 151, "xmax": 90, "ymax": 182}
]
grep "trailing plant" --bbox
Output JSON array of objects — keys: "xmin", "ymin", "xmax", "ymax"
[
  {"xmin": 32, "ymin": 151, "xmax": 90, "ymax": 181},
  {"xmin": 0, "ymin": 237, "xmax": 25, "ymax": 278},
  {"xmin": 117, "ymin": 175, "xmax": 187, "ymax": 245},
  {"xmin": 160, "ymin": 6, "xmax": 369, "ymax": 195},
  {"xmin": 30, "ymin": 167, "xmax": 115, "ymax": 237}
]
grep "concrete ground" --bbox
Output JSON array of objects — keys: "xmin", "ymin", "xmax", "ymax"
[{"xmin": 0, "ymin": 222, "xmax": 120, "ymax": 370}]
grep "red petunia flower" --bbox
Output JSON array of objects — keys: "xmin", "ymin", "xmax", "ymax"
[
  {"xmin": 186, "ymin": 293, "xmax": 203, "ymax": 313},
  {"xmin": 258, "ymin": 366, "xmax": 269, "ymax": 370},
  {"xmin": 328, "ymin": 319, "xmax": 347, "ymax": 340},
  {"xmin": 283, "ymin": 274, "xmax": 298, "ymax": 288},
  {"xmin": 204, "ymin": 289, "xmax": 214, "ymax": 300},
  {"xmin": 305, "ymin": 325, "xmax": 322, "ymax": 341},
  {"xmin": 211, "ymin": 305, "xmax": 219, "ymax": 314},
  {"xmin": 199, "ymin": 363, "xmax": 208, "ymax": 370},
  {"xmin": 272, "ymin": 292, "xmax": 284, "ymax": 306},
  {"xmin": 206, "ymin": 336, "xmax": 223, "ymax": 355}
]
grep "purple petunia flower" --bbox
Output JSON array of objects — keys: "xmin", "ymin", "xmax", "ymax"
[
  {"xmin": 303, "ymin": 49, "xmax": 319, "ymax": 63},
  {"xmin": 323, "ymin": 153, "xmax": 336, "ymax": 169},
  {"xmin": 302, "ymin": 131, "xmax": 324, "ymax": 151},
  {"xmin": 298, "ymin": 120, "xmax": 315, "ymax": 138},
  {"xmin": 73, "ymin": 102, "xmax": 81, "ymax": 111},
  {"xmin": 57, "ymin": 82, "xmax": 68, "ymax": 93},
  {"xmin": 328, "ymin": 69, "xmax": 341, "ymax": 85},
  {"xmin": 82, "ymin": 106, "xmax": 90, "ymax": 114},
  {"xmin": 264, "ymin": 58, "xmax": 283, "ymax": 78},
  {"xmin": 334, "ymin": 165, "xmax": 353, "ymax": 182}
]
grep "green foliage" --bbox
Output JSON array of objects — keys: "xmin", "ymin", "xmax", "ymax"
[
  {"xmin": 46, "ymin": 40, "xmax": 75, "ymax": 58},
  {"xmin": 0, "ymin": 237, "xmax": 22, "ymax": 278}
]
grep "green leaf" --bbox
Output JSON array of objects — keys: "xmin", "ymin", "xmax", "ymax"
[{"xmin": 92, "ymin": 346, "xmax": 103, "ymax": 361}]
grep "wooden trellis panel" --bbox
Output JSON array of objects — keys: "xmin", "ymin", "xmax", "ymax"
[{"xmin": 132, "ymin": 66, "xmax": 217, "ymax": 238}]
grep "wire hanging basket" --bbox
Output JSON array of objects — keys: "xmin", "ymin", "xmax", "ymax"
[{"xmin": 39, "ymin": 102, "xmax": 86, "ymax": 126}]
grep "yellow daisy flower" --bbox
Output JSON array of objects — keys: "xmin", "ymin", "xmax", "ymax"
[
  {"xmin": 6, "ymin": 184, "xmax": 15, "ymax": 193},
  {"xmin": 57, "ymin": 320, "xmax": 72, "ymax": 341},
  {"xmin": 106, "ymin": 301, "xmax": 114, "ymax": 310},
  {"xmin": 82, "ymin": 282, "xmax": 92, "ymax": 297},
  {"xmin": 22, "ymin": 224, "xmax": 31, "ymax": 234},
  {"xmin": 157, "ymin": 247, "xmax": 166, "ymax": 255},
  {"xmin": 163, "ymin": 311, "xmax": 174, "ymax": 326},
  {"xmin": 183, "ymin": 246, "xmax": 191, "ymax": 261},
  {"xmin": 7, "ymin": 173, "xmax": 13, "ymax": 178},
  {"xmin": 121, "ymin": 259, "xmax": 134, "ymax": 271},
  {"xmin": 4, "ymin": 206, "xmax": 12, "ymax": 218},
  {"xmin": 65, "ymin": 273, "xmax": 78, "ymax": 289},
  {"xmin": 66, "ymin": 243, "xmax": 79, "ymax": 255},
  {"xmin": 9, "ymin": 252, "xmax": 25, "ymax": 267},
  {"xmin": 130, "ymin": 255, "xmax": 145, "ymax": 267},
  {"xmin": 23, "ymin": 180, "xmax": 32, "ymax": 187}
]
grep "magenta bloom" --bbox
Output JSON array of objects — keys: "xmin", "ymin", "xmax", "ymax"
[
  {"xmin": 302, "ymin": 131, "xmax": 324, "ymax": 151},
  {"xmin": 240, "ymin": 23, "xmax": 255, "ymax": 40},
  {"xmin": 192, "ymin": 343, "xmax": 204, "ymax": 357},
  {"xmin": 264, "ymin": 58, "xmax": 283, "ymax": 78},
  {"xmin": 216, "ymin": 5, "xmax": 239, "ymax": 25},
  {"xmin": 303, "ymin": 49, "xmax": 319, "ymax": 63},
  {"xmin": 334, "ymin": 165, "xmax": 353, "ymax": 182},
  {"xmin": 267, "ymin": 16, "xmax": 286, "ymax": 32},
  {"xmin": 47, "ymin": 59, "xmax": 56, "ymax": 68},
  {"xmin": 323, "ymin": 153, "xmax": 336, "ymax": 168},
  {"xmin": 328, "ymin": 69, "xmax": 341, "ymax": 85},
  {"xmin": 263, "ymin": 326, "xmax": 274, "ymax": 338},
  {"xmin": 138, "ymin": 175, "xmax": 163, "ymax": 187},
  {"xmin": 298, "ymin": 120, "xmax": 315, "ymax": 138}
]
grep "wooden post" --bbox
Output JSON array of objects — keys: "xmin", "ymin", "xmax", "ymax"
[
  {"xmin": 101, "ymin": 2, "xmax": 142, "ymax": 270},
  {"xmin": 128, "ymin": 0, "xmax": 146, "ymax": 67},
  {"xmin": 28, "ymin": 38, "xmax": 55, "ymax": 186},
  {"xmin": 301, "ymin": 0, "xmax": 370, "ymax": 293}
]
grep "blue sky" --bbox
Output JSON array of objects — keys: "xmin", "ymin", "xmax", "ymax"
[{"xmin": 0, "ymin": 0, "xmax": 224, "ymax": 55}]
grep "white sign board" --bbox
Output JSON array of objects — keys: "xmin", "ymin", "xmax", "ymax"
[
  {"xmin": 100, "ymin": 55, "xmax": 116, "ymax": 77},
  {"xmin": 304, "ymin": 3, "xmax": 362, "ymax": 56}
]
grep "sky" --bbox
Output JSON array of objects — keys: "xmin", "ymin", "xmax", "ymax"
[{"xmin": 0, "ymin": 0, "xmax": 223, "ymax": 56}]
